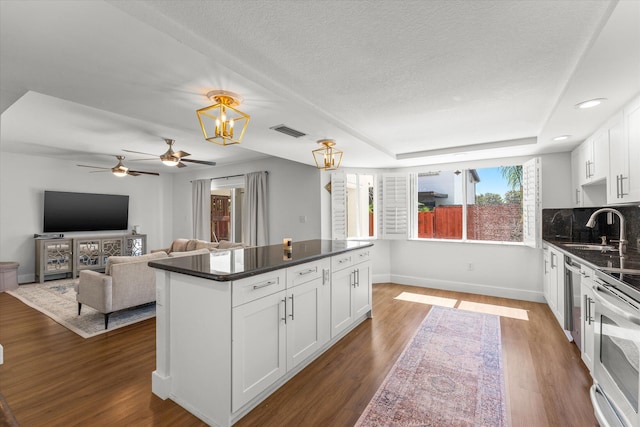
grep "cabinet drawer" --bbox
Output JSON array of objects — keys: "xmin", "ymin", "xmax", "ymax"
[
  {"xmin": 232, "ymin": 270, "xmax": 287, "ymax": 307},
  {"xmin": 353, "ymin": 248, "xmax": 371, "ymax": 264},
  {"xmin": 331, "ymin": 253, "xmax": 354, "ymax": 272},
  {"xmin": 287, "ymin": 258, "xmax": 330, "ymax": 289}
]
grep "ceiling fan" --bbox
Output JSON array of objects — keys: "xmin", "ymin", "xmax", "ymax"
[
  {"xmin": 123, "ymin": 138, "xmax": 217, "ymax": 168},
  {"xmin": 77, "ymin": 155, "xmax": 160, "ymax": 177}
]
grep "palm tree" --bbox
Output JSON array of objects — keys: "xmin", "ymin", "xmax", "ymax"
[{"xmin": 500, "ymin": 166, "xmax": 523, "ymax": 191}]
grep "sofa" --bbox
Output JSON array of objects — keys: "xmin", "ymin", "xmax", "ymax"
[
  {"xmin": 75, "ymin": 251, "xmax": 170, "ymax": 329},
  {"xmin": 153, "ymin": 238, "xmax": 250, "ymax": 255},
  {"xmin": 76, "ymin": 248, "xmax": 216, "ymax": 328}
]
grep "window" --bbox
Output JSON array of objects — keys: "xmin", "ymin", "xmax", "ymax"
[
  {"xmin": 331, "ymin": 173, "xmax": 376, "ymax": 239},
  {"xmin": 412, "ymin": 158, "xmax": 540, "ymax": 246},
  {"xmin": 329, "ymin": 158, "xmax": 539, "ymax": 247}
]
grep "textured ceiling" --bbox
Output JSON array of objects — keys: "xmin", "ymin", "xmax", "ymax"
[{"xmin": 1, "ymin": 0, "xmax": 639, "ymax": 171}]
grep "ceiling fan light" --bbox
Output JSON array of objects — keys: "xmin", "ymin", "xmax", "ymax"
[
  {"xmin": 113, "ymin": 169, "xmax": 128, "ymax": 177},
  {"xmin": 196, "ymin": 90, "xmax": 250, "ymax": 146}
]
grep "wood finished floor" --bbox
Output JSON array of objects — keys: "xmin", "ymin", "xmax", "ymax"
[{"xmin": 0, "ymin": 283, "xmax": 597, "ymax": 427}]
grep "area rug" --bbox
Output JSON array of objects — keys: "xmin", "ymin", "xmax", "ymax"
[
  {"xmin": 6, "ymin": 279, "xmax": 155, "ymax": 339},
  {"xmin": 355, "ymin": 305, "xmax": 508, "ymax": 427}
]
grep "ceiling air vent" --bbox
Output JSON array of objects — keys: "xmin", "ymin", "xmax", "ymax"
[{"xmin": 270, "ymin": 124, "xmax": 307, "ymax": 138}]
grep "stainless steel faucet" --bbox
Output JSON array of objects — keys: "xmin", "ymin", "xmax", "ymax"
[{"xmin": 586, "ymin": 208, "xmax": 626, "ymax": 258}]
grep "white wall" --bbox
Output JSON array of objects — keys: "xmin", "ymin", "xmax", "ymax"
[
  {"xmin": 168, "ymin": 156, "xmax": 322, "ymax": 247},
  {"xmin": 0, "ymin": 151, "xmax": 173, "ymax": 283},
  {"xmin": 327, "ymin": 153, "xmax": 572, "ymax": 302}
]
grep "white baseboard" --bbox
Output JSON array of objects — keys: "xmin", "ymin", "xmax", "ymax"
[
  {"xmin": 388, "ymin": 274, "xmax": 545, "ymax": 303},
  {"xmin": 372, "ymin": 273, "xmax": 391, "ymax": 284}
]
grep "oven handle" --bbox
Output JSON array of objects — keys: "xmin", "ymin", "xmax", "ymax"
[
  {"xmin": 590, "ymin": 383, "xmax": 625, "ymax": 427},
  {"xmin": 594, "ymin": 285, "xmax": 640, "ymax": 326}
]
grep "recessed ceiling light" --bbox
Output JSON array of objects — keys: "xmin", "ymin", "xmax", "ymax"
[
  {"xmin": 553, "ymin": 135, "xmax": 571, "ymax": 141},
  {"xmin": 575, "ymin": 98, "xmax": 607, "ymax": 109}
]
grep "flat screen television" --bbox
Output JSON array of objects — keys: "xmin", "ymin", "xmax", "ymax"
[{"xmin": 43, "ymin": 191, "xmax": 129, "ymax": 232}]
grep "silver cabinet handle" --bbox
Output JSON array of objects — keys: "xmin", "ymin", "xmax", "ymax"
[
  {"xmin": 351, "ymin": 270, "xmax": 356, "ymax": 287},
  {"xmin": 616, "ymin": 174, "xmax": 621, "ymax": 199},
  {"xmin": 281, "ymin": 298, "xmax": 287, "ymax": 324},
  {"xmin": 289, "ymin": 295, "xmax": 294, "ymax": 320},
  {"xmin": 322, "ymin": 268, "xmax": 329, "ymax": 285},
  {"xmin": 297, "ymin": 267, "xmax": 317, "ymax": 276},
  {"xmin": 356, "ymin": 268, "xmax": 360, "ymax": 287},
  {"xmin": 253, "ymin": 279, "xmax": 278, "ymax": 290},
  {"xmin": 550, "ymin": 253, "xmax": 556, "ymax": 269},
  {"xmin": 338, "ymin": 257, "xmax": 351, "ymax": 264},
  {"xmin": 575, "ymin": 188, "xmax": 580, "ymax": 205},
  {"xmin": 359, "ymin": 252, "xmax": 368, "ymax": 258},
  {"xmin": 620, "ymin": 175, "xmax": 628, "ymax": 197}
]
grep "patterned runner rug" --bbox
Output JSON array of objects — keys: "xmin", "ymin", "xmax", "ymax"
[
  {"xmin": 7, "ymin": 279, "xmax": 155, "ymax": 338},
  {"xmin": 356, "ymin": 305, "xmax": 509, "ymax": 426}
]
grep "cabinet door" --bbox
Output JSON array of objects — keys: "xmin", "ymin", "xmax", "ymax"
[
  {"xmin": 353, "ymin": 262, "xmax": 371, "ymax": 318},
  {"xmin": 581, "ymin": 281, "xmax": 596, "ymax": 372},
  {"xmin": 331, "ymin": 266, "xmax": 354, "ymax": 338},
  {"xmin": 608, "ymin": 115, "xmax": 627, "ymax": 203},
  {"xmin": 625, "ymin": 97, "xmax": 640, "ymax": 201},
  {"xmin": 232, "ymin": 290, "xmax": 286, "ymax": 412},
  {"xmin": 570, "ymin": 149, "xmax": 582, "ymax": 207},
  {"xmin": 75, "ymin": 239, "xmax": 101, "ymax": 271},
  {"xmin": 546, "ymin": 249, "xmax": 559, "ymax": 316},
  {"xmin": 542, "ymin": 248, "xmax": 550, "ymax": 302},
  {"xmin": 590, "ymin": 129, "xmax": 609, "ymax": 183},
  {"xmin": 101, "ymin": 238, "xmax": 123, "ymax": 264},
  {"xmin": 286, "ymin": 276, "xmax": 330, "ymax": 370}
]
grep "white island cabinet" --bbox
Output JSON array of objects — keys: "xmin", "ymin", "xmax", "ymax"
[{"xmin": 150, "ymin": 240, "xmax": 372, "ymax": 427}]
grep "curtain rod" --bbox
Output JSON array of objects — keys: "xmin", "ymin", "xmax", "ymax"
[{"xmin": 190, "ymin": 171, "xmax": 268, "ymax": 183}]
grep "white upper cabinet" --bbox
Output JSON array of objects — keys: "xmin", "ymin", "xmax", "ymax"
[{"xmin": 607, "ymin": 95, "xmax": 640, "ymax": 204}]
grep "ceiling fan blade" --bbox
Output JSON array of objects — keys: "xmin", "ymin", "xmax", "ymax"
[
  {"xmin": 172, "ymin": 150, "xmax": 191, "ymax": 158},
  {"xmin": 123, "ymin": 149, "xmax": 159, "ymax": 157},
  {"xmin": 89, "ymin": 170, "xmax": 110, "ymax": 173},
  {"xmin": 127, "ymin": 158, "xmax": 158, "ymax": 162},
  {"xmin": 129, "ymin": 170, "xmax": 160, "ymax": 176},
  {"xmin": 177, "ymin": 162, "xmax": 187, "ymax": 168},
  {"xmin": 77, "ymin": 164, "xmax": 110, "ymax": 170},
  {"xmin": 180, "ymin": 158, "xmax": 217, "ymax": 166}
]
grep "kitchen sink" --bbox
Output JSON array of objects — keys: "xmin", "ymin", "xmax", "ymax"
[{"xmin": 564, "ymin": 243, "xmax": 617, "ymax": 251}]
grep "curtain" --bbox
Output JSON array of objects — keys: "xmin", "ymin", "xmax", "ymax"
[
  {"xmin": 192, "ymin": 179, "xmax": 212, "ymax": 241},
  {"xmin": 243, "ymin": 171, "xmax": 268, "ymax": 246}
]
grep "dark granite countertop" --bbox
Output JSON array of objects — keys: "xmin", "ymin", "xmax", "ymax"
[
  {"xmin": 544, "ymin": 240, "xmax": 640, "ymax": 272},
  {"xmin": 149, "ymin": 239, "xmax": 373, "ymax": 282}
]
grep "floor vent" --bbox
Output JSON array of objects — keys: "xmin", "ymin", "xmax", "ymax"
[{"xmin": 270, "ymin": 124, "xmax": 307, "ymax": 138}]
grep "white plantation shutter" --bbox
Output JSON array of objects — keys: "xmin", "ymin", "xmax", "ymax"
[
  {"xmin": 522, "ymin": 157, "xmax": 541, "ymax": 248},
  {"xmin": 379, "ymin": 173, "xmax": 409, "ymax": 240},
  {"xmin": 331, "ymin": 172, "xmax": 347, "ymax": 240}
]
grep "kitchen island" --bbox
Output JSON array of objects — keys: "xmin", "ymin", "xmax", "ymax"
[{"xmin": 148, "ymin": 239, "xmax": 373, "ymax": 427}]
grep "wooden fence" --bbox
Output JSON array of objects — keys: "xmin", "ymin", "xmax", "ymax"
[{"xmin": 418, "ymin": 204, "xmax": 522, "ymax": 241}]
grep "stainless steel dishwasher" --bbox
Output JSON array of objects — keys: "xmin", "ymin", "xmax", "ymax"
[{"xmin": 565, "ymin": 256, "xmax": 582, "ymax": 349}]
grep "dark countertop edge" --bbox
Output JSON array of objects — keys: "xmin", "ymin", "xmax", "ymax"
[
  {"xmin": 543, "ymin": 239, "xmax": 640, "ymax": 271},
  {"xmin": 543, "ymin": 240, "xmax": 602, "ymax": 271},
  {"xmin": 148, "ymin": 241, "xmax": 374, "ymax": 282}
]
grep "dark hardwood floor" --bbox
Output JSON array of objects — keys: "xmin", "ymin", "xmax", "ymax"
[{"xmin": 0, "ymin": 283, "xmax": 596, "ymax": 426}]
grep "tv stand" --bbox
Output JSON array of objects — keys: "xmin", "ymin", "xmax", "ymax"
[{"xmin": 35, "ymin": 234, "xmax": 146, "ymax": 283}]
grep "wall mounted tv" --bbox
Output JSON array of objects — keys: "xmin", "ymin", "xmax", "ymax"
[{"xmin": 43, "ymin": 191, "xmax": 129, "ymax": 232}]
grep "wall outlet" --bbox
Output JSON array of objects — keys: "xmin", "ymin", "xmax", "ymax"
[{"xmin": 467, "ymin": 263, "xmax": 474, "ymax": 271}]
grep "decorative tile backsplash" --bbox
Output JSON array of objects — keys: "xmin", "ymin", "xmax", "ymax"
[{"xmin": 542, "ymin": 205, "xmax": 640, "ymax": 249}]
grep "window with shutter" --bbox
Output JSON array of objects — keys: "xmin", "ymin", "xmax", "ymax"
[
  {"xmin": 331, "ymin": 173, "xmax": 347, "ymax": 240},
  {"xmin": 379, "ymin": 174, "xmax": 408, "ymax": 240},
  {"xmin": 522, "ymin": 157, "xmax": 541, "ymax": 248}
]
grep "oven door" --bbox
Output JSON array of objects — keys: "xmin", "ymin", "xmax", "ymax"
[{"xmin": 592, "ymin": 284, "xmax": 640, "ymax": 427}]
